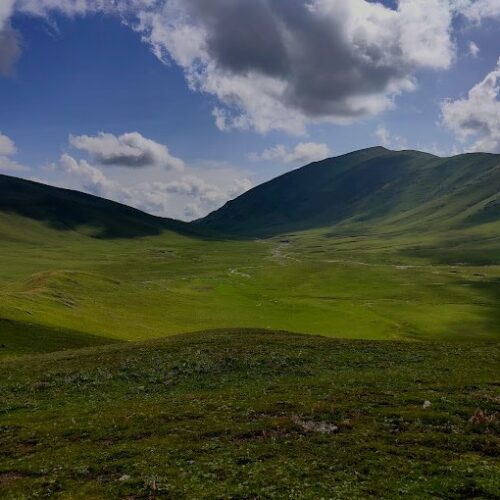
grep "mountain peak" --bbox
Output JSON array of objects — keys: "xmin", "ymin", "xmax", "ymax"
[{"xmin": 198, "ymin": 149, "xmax": 500, "ymax": 237}]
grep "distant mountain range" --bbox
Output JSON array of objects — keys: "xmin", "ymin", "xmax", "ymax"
[{"xmin": 1, "ymin": 147, "xmax": 499, "ymax": 240}]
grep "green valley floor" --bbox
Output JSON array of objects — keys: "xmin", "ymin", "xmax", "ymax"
[{"xmin": 1, "ymin": 216, "xmax": 500, "ymax": 355}]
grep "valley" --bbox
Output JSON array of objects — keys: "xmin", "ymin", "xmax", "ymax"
[{"xmin": 0, "ymin": 147, "xmax": 499, "ymax": 498}]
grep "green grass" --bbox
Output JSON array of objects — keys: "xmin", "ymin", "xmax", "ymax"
[
  {"xmin": 0, "ymin": 330, "xmax": 498, "ymax": 498},
  {"xmin": 0, "ymin": 214, "xmax": 499, "ymax": 347}
]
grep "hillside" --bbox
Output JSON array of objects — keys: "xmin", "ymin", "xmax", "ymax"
[
  {"xmin": 0, "ymin": 174, "xmax": 194, "ymax": 240},
  {"xmin": 2, "ymin": 148, "xmax": 499, "ymax": 242},
  {"xmin": 198, "ymin": 147, "xmax": 500, "ymax": 237}
]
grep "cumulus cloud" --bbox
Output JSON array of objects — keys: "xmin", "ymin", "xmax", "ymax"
[
  {"xmin": 441, "ymin": 59, "xmax": 500, "ymax": 153},
  {"xmin": 0, "ymin": 132, "xmax": 30, "ymax": 173},
  {"xmin": 0, "ymin": 132, "xmax": 16, "ymax": 156},
  {"xmin": 135, "ymin": 0, "xmax": 455, "ymax": 134},
  {"xmin": 374, "ymin": 125, "xmax": 408, "ymax": 150},
  {"xmin": 456, "ymin": 0, "xmax": 500, "ymax": 22},
  {"xmin": 47, "ymin": 153, "xmax": 175, "ymax": 215},
  {"xmin": 468, "ymin": 41, "xmax": 480, "ymax": 58},
  {"xmin": 252, "ymin": 142, "xmax": 332, "ymax": 164},
  {"xmin": 6, "ymin": 0, "xmax": 500, "ymax": 136},
  {"xmin": 161, "ymin": 175, "xmax": 252, "ymax": 218},
  {"xmin": 0, "ymin": 156, "xmax": 30, "ymax": 173},
  {"xmin": 56, "ymin": 153, "xmax": 115, "ymax": 196},
  {"xmin": 69, "ymin": 132, "xmax": 185, "ymax": 170},
  {"xmin": 45, "ymin": 132, "xmax": 251, "ymax": 220}
]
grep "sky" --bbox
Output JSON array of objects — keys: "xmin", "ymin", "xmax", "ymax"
[{"xmin": 0, "ymin": 0, "xmax": 499, "ymax": 221}]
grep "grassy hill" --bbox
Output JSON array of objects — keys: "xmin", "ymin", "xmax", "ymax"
[
  {"xmin": 0, "ymin": 174, "xmax": 195, "ymax": 240},
  {"xmin": 0, "ymin": 330, "xmax": 498, "ymax": 498},
  {"xmin": 199, "ymin": 147, "xmax": 500, "ymax": 239}
]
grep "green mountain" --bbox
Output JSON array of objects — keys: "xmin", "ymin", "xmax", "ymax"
[
  {"xmin": 198, "ymin": 147, "xmax": 500, "ymax": 237},
  {"xmin": 2, "ymin": 147, "xmax": 499, "ymax": 241},
  {"xmin": 0, "ymin": 173, "xmax": 193, "ymax": 239}
]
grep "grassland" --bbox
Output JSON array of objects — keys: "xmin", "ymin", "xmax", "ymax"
[
  {"xmin": 0, "ymin": 330, "xmax": 498, "ymax": 498},
  {"xmin": 1, "ymin": 149, "xmax": 500, "ymax": 352},
  {"xmin": 1, "ymin": 209, "xmax": 499, "ymax": 357}
]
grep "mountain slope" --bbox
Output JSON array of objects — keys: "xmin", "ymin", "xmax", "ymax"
[
  {"xmin": 198, "ymin": 147, "xmax": 500, "ymax": 237},
  {"xmin": 0, "ymin": 174, "xmax": 194, "ymax": 239}
]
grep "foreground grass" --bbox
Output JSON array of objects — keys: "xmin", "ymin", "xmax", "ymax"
[{"xmin": 0, "ymin": 330, "xmax": 498, "ymax": 498}]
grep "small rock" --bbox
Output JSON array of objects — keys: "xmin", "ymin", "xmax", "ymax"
[
  {"xmin": 119, "ymin": 475, "xmax": 131, "ymax": 482},
  {"xmin": 423, "ymin": 400, "xmax": 432, "ymax": 409}
]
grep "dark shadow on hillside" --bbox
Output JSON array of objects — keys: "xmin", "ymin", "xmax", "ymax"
[
  {"xmin": 0, "ymin": 317, "xmax": 121, "ymax": 357},
  {"xmin": 0, "ymin": 174, "xmax": 210, "ymax": 240},
  {"xmin": 398, "ymin": 240, "xmax": 500, "ymax": 267},
  {"xmin": 399, "ymin": 241, "xmax": 500, "ymax": 340},
  {"xmin": 447, "ymin": 277, "xmax": 500, "ymax": 341}
]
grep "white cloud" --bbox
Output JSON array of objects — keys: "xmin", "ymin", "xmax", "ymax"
[
  {"xmin": 374, "ymin": 125, "xmax": 408, "ymax": 150},
  {"xmin": 252, "ymin": 142, "xmax": 332, "ymax": 165},
  {"xmin": 47, "ymin": 153, "xmax": 175, "ymax": 215},
  {"xmin": 69, "ymin": 132, "xmax": 185, "ymax": 170},
  {"xmin": 456, "ymin": 0, "xmax": 500, "ymax": 22},
  {"xmin": 468, "ymin": 41, "xmax": 480, "ymax": 58},
  {"xmin": 134, "ymin": 0, "xmax": 455, "ymax": 134},
  {"xmin": 0, "ymin": 132, "xmax": 16, "ymax": 156},
  {"xmin": 375, "ymin": 126, "xmax": 391, "ymax": 148},
  {"xmin": 441, "ymin": 58, "xmax": 500, "ymax": 153},
  {"xmin": 0, "ymin": 156, "xmax": 30, "ymax": 173},
  {"xmin": 0, "ymin": 132, "xmax": 30, "ymax": 173},
  {"xmin": 43, "ymin": 131, "xmax": 252, "ymax": 220},
  {"xmin": 5, "ymin": 0, "xmax": 498, "ymax": 137},
  {"xmin": 0, "ymin": 0, "xmax": 15, "ymax": 30},
  {"xmin": 160, "ymin": 175, "xmax": 252, "ymax": 218},
  {"xmin": 56, "ymin": 153, "xmax": 115, "ymax": 197},
  {"xmin": 0, "ymin": 0, "xmax": 21, "ymax": 76}
]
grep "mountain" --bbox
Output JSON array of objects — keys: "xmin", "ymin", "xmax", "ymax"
[
  {"xmin": 198, "ymin": 147, "xmax": 500, "ymax": 237},
  {"xmin": 1, "ymin": 147, "xmax": 499, "ymax": 241},
  {"xmin": 0, "ymin": 174, "xmax": 194, "ymax": 239}
]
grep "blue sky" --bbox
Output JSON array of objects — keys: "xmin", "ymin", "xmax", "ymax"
[{"xmin": 0, "ymin": 1, "xmax": 499, "ymax": 220}]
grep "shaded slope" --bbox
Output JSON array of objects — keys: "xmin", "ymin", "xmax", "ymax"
[
  {"xmin": 0, "ymin": 318, "xmax": 121, "ymax": 358},
  {"xmin": 0, "ymin": 174, "xmax": 194, "ymax": 239},
  {"xmin": 198, "ymin": 147, "xmax": 500, "ymax": 237}
]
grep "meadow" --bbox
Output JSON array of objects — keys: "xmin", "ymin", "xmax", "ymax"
[{"xmin": 1, "ymin": 212, "xmax": 499, "ymax": 359}]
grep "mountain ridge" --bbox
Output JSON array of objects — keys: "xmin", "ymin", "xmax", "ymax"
[
  {"xmin": 197, "ymin": 147, "xmax": 500, "ymax": 237},
  {"xmin": 1, "ymin": 147, "xmax": 499, "ymax": 240}
]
